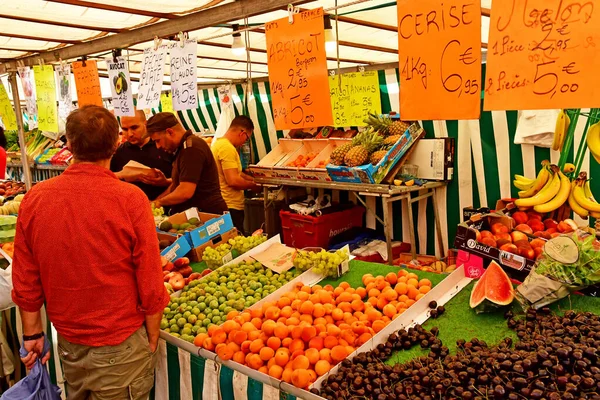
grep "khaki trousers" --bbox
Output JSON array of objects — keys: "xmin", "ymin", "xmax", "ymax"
[{"xmin": 57, "ymin": 326, "xmax": 157, "ymax": 400}]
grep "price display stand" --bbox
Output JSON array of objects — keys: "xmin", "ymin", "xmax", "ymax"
[
  {"xmin": 255, "ymin": 178, "xmax": 447, "ymax": 264},
  {"xmin": 7, "ymin": 73, "xmax": 33, "ymax": 191}
]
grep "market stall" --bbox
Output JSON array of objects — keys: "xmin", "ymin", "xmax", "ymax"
[{"xmin": 1, "ymin": 0, "xmax": 600, "ymax": 399}]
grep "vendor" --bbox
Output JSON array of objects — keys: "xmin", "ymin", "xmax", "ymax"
[
  {"xmin": 110, "ymin": 110, "xmax": 173, "ymax": 200},
  {"xmin": 211, "ymin": 116, "xmax": 261, "ymax": 234},
  {"xmin": 146, "ymin": 112, "xmax": 228, "ymax": 215}
]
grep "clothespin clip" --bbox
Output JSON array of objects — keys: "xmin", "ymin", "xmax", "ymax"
[
  {"xmin": 177, "ymin": 32, "xmax": 188, "ymax": 48},
  {"xmin": 288, "ymin": 4, "xmax": 299, "ymax": 24},
  {"xmin": 153, "ymin": 36, "xmax": 163, "ymax": 51},
  {"xmin": 358, "ymin": 65, "xmax": 365, "ymax": 75},
  {"xmin": 38, "ymin": 58, "xmax": 44, "ymax": 67},
  {"xmin": 80, "ymin": 55, "xmax": 87, "ymax": 67},
  {"xmin": 112, "ymin": 49, "xmax": 122, "ymax": 63},
  {"xmin": 329, "ymin": 70, "xmax": 336, "ymax": 76}
]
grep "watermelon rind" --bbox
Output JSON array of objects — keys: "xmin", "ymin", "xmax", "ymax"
[{"xmin": 469, "ymin": 261, "xmax": 515, "ymax": 310}]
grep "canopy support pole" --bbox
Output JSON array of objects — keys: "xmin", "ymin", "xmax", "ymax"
[{"xmin": 8, "ymin": 72, "xmax": 33, "ymax": 190}]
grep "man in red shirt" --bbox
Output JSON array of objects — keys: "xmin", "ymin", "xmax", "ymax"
[{"xmin": 12, "ymin": 105, "xmax": 169, "ymax": 399}]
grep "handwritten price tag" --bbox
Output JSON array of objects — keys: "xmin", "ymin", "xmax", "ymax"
[
  {"xmin": 17, "ymin": 67, "xmax": 37, "ymax": 128},
  {"xmin": 266, "ymin": 8, "xmax": 333, "ymax": 130},
  {"xmin": 137, "ymin": 45, "xmax": 167, "ymax": 110},
  {"xmin": 0, "ymin": 82, "xmax": 17, "ymax": 131},
  {"xmin": 72, "ymin": 61, "xmax": 103, "ymax": 107},
  {"xmin": 106, "ymin": 57, "xmax": 135, "ymax": 117},
  {"xmin": 170, "ymin": 39, "xmax": 198, "ymax": 111},
  {"xmin": 484, "ymin": 0, "xmax": 600, "ymax": 110},
  {"xmin": 397, "ymin": 0, "xmax": 481, "ymax": 120},
  {"xmin": 161, "ymin": 93, "xmax": 174, "ymax": 113},
  {"xmin": 33, "ymin": 65, "xmax": 59, "ymax": 133},
  {"xmin": 329, "ymin": 71, "xmax": 382, "ymax": 127}
]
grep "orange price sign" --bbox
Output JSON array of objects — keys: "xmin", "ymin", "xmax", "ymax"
[
  {"xmin": 265, "ymin": 8, "xmax": 332, "ymax": 130},
  {"xmin": 484, "ymin": 0, "xmax": 600, "ymax": 110},
  {"xmin": 397, "ymin": 0, "xmax": 481, "ymax": 120},
  {"xmin": 72, "ymin": 60, "xmax": 102, "ymax": 107}
]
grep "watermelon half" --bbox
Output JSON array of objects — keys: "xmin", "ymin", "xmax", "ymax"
[{"xmin": 469, "ymin": 261, "xmax": 515, "ymax": 312}]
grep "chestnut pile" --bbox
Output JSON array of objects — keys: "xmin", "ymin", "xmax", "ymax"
[{"xmin": 312, "ymin": 308, "xmax": 600, "ymax": 400}]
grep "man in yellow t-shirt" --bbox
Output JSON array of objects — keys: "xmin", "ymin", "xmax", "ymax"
[{"xmin": 211, "ymin": 116, "xmax": 260, "ymax": 234}]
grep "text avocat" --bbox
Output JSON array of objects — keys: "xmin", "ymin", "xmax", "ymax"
[{"xmin": 399, "ymin": 3, "xmax": 476, "ymax": 39}]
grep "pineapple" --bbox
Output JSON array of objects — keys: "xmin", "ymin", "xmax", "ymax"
[
  {"xmin": 330, "ymin": 143, "xmax": 353, "ymax": 165},
  {"xmin": 370, "ymin": 150, "xmax": 388, "ymax": 165},
  {"xmin": 383, "ymin": 135, "xmax": 401, "ymax": 146},
  {"xmin": 388, "ymin": 120, "xmax": 411, "ymax": 137},
  {"xmin": 364, "ymin": 113, "xmax": 392, "ymax": 136},
  {"xmin": 344, "ymin": 130, "xmax": 384, "ymax": 167}
]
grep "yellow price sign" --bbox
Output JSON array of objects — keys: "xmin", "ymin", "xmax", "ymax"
[
  {"xmin": 160, "ymin": 93, "xmax": 174, "ymax": 113},
  {"xmin": 33, "ymin": 65, "xmax": 59, "ymax": 133},
  {"xmin": 0, "ymin": 82, "xmax": 17, "ymax": 131},
  {"xmin": 328, "ymin": 71, "xmax": 382, "ymax": 127}
]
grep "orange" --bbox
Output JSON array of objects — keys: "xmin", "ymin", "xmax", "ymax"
[
  {"xmin": 385, "ymin": 272, "xmax": 398, "ymax": 285},
  {"xmin": 268, "ymin": 364, "xmax": 283, "ymax": 379},
  {"xmin": 315, "ymin": 359, "xmax": 331, "ymax": 376},
  {"xmin": 267, "ymin": 336, "xmax": 281, "ymax": 350},
  {"xmin": 291, "ymin": 369, "xmax": 311, "ymax": 389},
  {"xmin": 305, "ymin": 348, "xmax": 320, "ymax": 364},
  {"xmin": 331, "ymin": 345, "xmax": 348, "ymax": 362},
  {"xmin": 259, "ymin": 347, "xmax": 275, "ymax": 361},
  {"xmin": 275, "ymin": 348, "xmax": 290, "ymax": 367}
]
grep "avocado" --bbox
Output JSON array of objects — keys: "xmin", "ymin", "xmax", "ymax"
[
  {"xmin": 177, "ymin": 230, "xmax": 185, "ymax": 235},
  {"xmin": 180, "ymin": 223, "xmax": 191, "ymax": 230},
  {"xmin": 159, "ymin": 221, "xmax": 172, "ymax": 231},
  {"xmin": 172, "ymin": 224, "xmax": 180, "ymax": 231},
  {"xmin": 115, "ymin": 76, "xmax": 123, "ymax": 95},
  {"xmin": 159, "ymin": 240, "xmax": 171, "ymax": 250},
  {"xmin": 188, "ymin": 217, "xmax": 200, "ymax": 226}
]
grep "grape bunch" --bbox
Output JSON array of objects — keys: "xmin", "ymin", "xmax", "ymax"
[
  {"xmin": 293, "ymin": 248, "xmax": 350, "ymax": 278},
  {"xmin": 228, "ymin": 235, "xmax": 267, "ymax": 254},
  {"xmin": 202, "ymin": 243, "xmax": 233, "ymax": 269},
  {"xmin": 152, "ymin": 204, "xmax": 165, "ymax": 217}
]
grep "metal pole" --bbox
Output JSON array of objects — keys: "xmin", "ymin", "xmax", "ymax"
[{"xmin": 7, "ymin": 72, "xmax": 33, "ymax": 190}]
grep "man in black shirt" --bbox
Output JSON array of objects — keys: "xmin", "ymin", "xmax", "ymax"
[
  {"xmin": 145, "ymin": 112, "xmax": 228, "ymax": 215},
  {"xmin": 110, "ymin": 110, "xmax": 173, "ymax": 200}
]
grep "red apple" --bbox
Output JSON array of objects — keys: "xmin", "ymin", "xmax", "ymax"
[
  {"xmin": 511, "ymin": 230, "xmax": 529, "ymax": 243},
  {"xmin": 188, "ymin": 272, "xmax": 202, "ymax": 281},
  {"xmin": 177, "ymin": 266, "xmax": 193, "ymax": 278},
  {"xmin": 534, "ymin": 231, "xmax": 552, "ymax": 240},
  {"xmin": 480, "ymin": 237, "xmax": 498, "ymax": 248},
  {"xmin": 499, "ymin": 243, "xmax": 519, "ymax": 254},
  {"xmin": 491, "ymin": 223, "xmax": 510, "ymax": 235},
  {"xmin": 164, "ymin": 272, "xmax": 178, "ymax": 283},
  {"xmin": 480, "ymin": 230, "xmax": 494, "ymax": 240},
  {"xmin": 512, "ymin": 211, "xmax": 529, "ymax": 225},
  {"xmin": 160, "ymin": 256, "xmax": 169, "ymax": 268},
  {"xmin": 514, "ymin": 239, "xmax": 531, "ymax": 248},
  {"xmin": 201, "ymin": 269, "xmax": 213, "ymax": 277},
  {"xmin": 530, "ymin": 238, "xmax": 546, "ymax": 249},
  {"xmin": 495, "ymin": 232, "xmax": 512, "ymax": 242},
  {"xmin": 163, "ymin": 262, "xmax": 175, "ymax": 272},
  {"xmin": 168, "ymin": 273, "xmax": 185, "ymax": 290},
  {"xmin": 534, "ymin": 247, "xmax": 544, "ymax": 259},
  {"xmin": 518, "ymin": 247, "xmax": 535, "ymax": 259},
  {"xmin": 527, "ymin": 219, "xmax": 545, "ymax": 233},
  {"xmin": 546, "ymin": 228, "xmax": 557, "ymax": 234},
  {"xmin": 543, "ymin": 219, "xmax": 559, "ymax": 230},
  {"xmin": 496, "ymin": 238, "xmax": 512, "ymax": 247},
  {"xmin": 527, "ymin": 212, "xmax": 543, "ymax": 221},
  {"xmin": 557, "ymin": 221, "xmax": 574, "ymax": 233},
  {"xmin": 515, "ymin": 224, "xmax": 534, "ymax": 235}
]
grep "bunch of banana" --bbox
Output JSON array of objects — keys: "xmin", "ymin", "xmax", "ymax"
[
  {"xmin": 552, "ymin": 110, "xmax": 571, "ymax": 151},
  {"xmin": 514, "ymin": 164, "xmax": 571, "ymax": 213},
  {"xmin": 570, "ymin": 172, "xmax": 600, "ymax": 219},
  {"xmin": 586, "ymin": 122, "xmax": 600, "ymax": 164},
  {"xmin": 513, "ymin": 160, "xmax": 550, "ymax": 195}
]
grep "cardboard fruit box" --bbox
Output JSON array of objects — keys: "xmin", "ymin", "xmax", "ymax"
[
  {"xmin": 159, "ymin": 232, "xmax": 193, "ymax": 262},
  {"xmin": 326, "ymin": 123, "xmax": 424, "ymax": 184},
  {"xmin": 187, "ymin": 212, "xmax": 235, "ymax": 248},
  {"xmin": 295, "ymin": 139, "xmax": 350, "ymax": 182},
  {"xmin": 453, "ymin": 212, "xmax": 537, "ymax": 281},
  {"xmin": 189, "ymin": 228, "xmax": 238, "ymax": 263},
  {"xmin": 248, "ymin": 139, "xmax": 304, "ymax": 179},
  {"xmin": 272, "ymin": 139, "xmax": 330, "ymax": 181}
]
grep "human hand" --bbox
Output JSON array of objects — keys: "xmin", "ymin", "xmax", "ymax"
[
  {"xmin": 118, "ymin": 168, "xmax": 144, "ymax": 182},
  {"xmin": 140, "ymin": 169, "xmax": 169, "ymax": 186},
  {"xmin": 21, "ymin": 337, "xmax": 50, "ymax": 369}
]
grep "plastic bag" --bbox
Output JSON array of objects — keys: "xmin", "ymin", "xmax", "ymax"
[
  {"xmin": 211, "ymin": 86, "xmax": 235, "ymax": 148},
  {"xmin": 2, "ymin": 338, "xmax": 62, "ymax": 400}
]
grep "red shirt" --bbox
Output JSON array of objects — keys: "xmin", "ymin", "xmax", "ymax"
[{"xmin": 12, "ymin": 163, "xmax": 170, "ymax": 347}]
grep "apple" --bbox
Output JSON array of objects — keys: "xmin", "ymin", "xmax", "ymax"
[
  {"xmin": 515, "ymin": 224, "xmax": 534, "ymax": 235},
  {"xmin": 188, "ymin": 272, "xmax": 202, "ymax": 281},
  {"xmin": 530, "ymin": 238, "xmax": 546, "ymax": 249},
  {"xmin": 160, "ymin": 256, "xmax": 169, "ymax": 268},
  {"xmin": 518, "ymin": 247, "xmax": 535, "ymax": 259},
  {"xmin": 480, "ymin": 237, "xmax": 497, "ymax": 248},
  {"xmin": 480, "ymin": 230, "xmax": 494, "ymax": 240},
  {"xmin": 534, "ymin": 231, "xmax": 552, "ymax": 240},
  {"xmin": 169, "ymin": 273, "xmax": 185, "ymax": 291},
  {"xmin": 496, "ymin": 238, "xmax": 512, "ymax": 248},
  {"xmin": 557, "ymin": 221, "xmax": 574, "ymax": 233},
  {"xmin": 514, "ymin": 239, "xmax": 531, "ymax": 248},
  {"xmin": 534, "ymin": 247, "xmax": 544, "ymax": 259},
  {"xmin": 163, "ymin": 262, "xmax": 174, "ymax": 272},
  {"xmin": 511, "ymin": 230, "xmax": 529, "ymax": 243},
  {"xmin": 174, "ymin": 257, "xmax": 190, "ymax": 269},
  {"xmin": 551, "ymin": 232, "xmax": 561, "ymax": 238},
  {"xmin": 177, "ymin": 266, "xmax": 193, "ymax": 278},
  {"xmin": 512, "ymin": 211, "xmax": 529, "ymax": 225},
  {"xmin": 201, "ymin": 269, "xmax": 213, "ymax": 277},
  {"xmin": 499, "ymin": 243, "xmax": 519, "ymax": 254},
  {"xmin": 546, "ymin": 228, "xmax": 557, "ymax": 234},
  {"xmin": 491, "ymin": 223, "xmax": 509, "ymax": 235},
  {"xmin": 164, "ymin": 272, "xmax": 178, "ymax": 283},
  {"xmin": 543, "ymin": 219, "xmax": 559, "ymax": 230},
  {"xmin": 527, "ymin": 219, "xmax": 545, "ymax": 233},
  {"xmin": 527, "ymin": 212, "xmax": 543, "ymax": 221}
]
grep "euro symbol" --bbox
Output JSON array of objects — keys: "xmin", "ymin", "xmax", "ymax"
[
  {"xmin": 302, "ymin": 94, "xmax": 313, "ymax": 106},
  {"xmin": 459, "ymin": 47, "xmax": 477, "ymax": 65},
  {"xmin": 562, "ymin": 62, "xmax": 580, "ymax": 75}
]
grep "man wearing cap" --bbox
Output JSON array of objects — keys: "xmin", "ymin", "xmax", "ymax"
[
  {"xmin": 146, "ymin": 112, "xmax": 228, "ymax": 215},
  {"xmin": 110, "ymin": 110, "xmax": 173, "ymax": 201}
]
